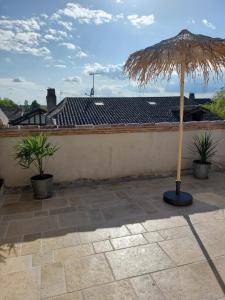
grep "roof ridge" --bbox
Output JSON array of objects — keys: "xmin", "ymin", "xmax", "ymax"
[{"xmin": 47, "ymin": 97, "xmax": 68, "ymax": 118}]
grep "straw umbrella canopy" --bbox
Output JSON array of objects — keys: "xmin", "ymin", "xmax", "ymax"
[{"xmin": 124, "ymin": 29, "xmax": 225, "ymax": 205}]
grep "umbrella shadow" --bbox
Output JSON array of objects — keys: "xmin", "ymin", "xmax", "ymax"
[{"xmin": 184, "ymin": 215, "xmax": 225, "ymax": 295}]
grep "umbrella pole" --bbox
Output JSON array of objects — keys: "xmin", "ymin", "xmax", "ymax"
[
  {"xmin": 176, "ymin": 64, "xmax": 185, "ymax": 195},
  {"xmin": 163, "ymin": 63, "xmax": 192, "ymax": 206}
]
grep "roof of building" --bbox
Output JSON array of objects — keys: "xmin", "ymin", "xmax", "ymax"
[
  {"xmin": 47, "ymin": 96, "xmax": 219, "ymax": 126},
  {"xmin": 194, "ymin": 98, "xmax": 212, "ymax": 105},
  {"xmin": 9, "ymin": 108, "xmax": 47, "ymax": 126},
  {"xmin": 0, "ymin": 106, "xmax": 22, "ymax": 121}
]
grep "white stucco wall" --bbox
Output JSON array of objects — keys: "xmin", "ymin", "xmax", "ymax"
[
  {"xmin": 0, "ymin": 125, "xmax": 225, "ymax": 187},
  {"xmin": 0, "ymin": 108, "xmax": 9, "ymax": 127}
]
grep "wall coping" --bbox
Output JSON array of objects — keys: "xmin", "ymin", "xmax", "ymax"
[{"xmin": 0, "ymin": 121, "xmax": 225, "ymax": 137}]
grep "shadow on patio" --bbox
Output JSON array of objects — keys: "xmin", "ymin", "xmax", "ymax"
[{"xmin": 1, "ymin": 172, "xmax": 225, "ymax": 299}]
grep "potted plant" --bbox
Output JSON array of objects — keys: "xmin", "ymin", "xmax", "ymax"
[
  {"xmin": 192, "ymin": 131, "xmax": 218, "ymax": 179},
  {"xmin": 15, "ymin": 133, "xmax": 58, "ymax": 199}
]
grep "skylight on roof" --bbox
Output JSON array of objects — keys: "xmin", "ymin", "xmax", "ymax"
[
  {"xmin": 148, "ymin": 101, "xmax": 157, "ymax": 105},
  {"xmin": 94, "ymin": 102, "xmax": 104, "ymax": 106}
]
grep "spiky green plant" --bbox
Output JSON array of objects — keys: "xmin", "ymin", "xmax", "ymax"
[
  {"xmin": 192, "ymin": 131, "xmax": 218, "ymax": 164},
  {"xmin": 15, "ymin": 133, "xmax": 58, "ymax": 177}
]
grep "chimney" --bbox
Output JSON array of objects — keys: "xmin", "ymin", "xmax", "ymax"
[
  {"xmin": 46, "ymin": 88, "xmax": 57, "ymax": 111},
  {"xmin": 189, "ymin": 92, "xmax": 195, "ymax": 101}
]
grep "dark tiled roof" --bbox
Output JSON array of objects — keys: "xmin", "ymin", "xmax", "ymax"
[
  {"xmin": 49, "ymin": 96, "xmax": 213, "ymax": 126},
  {"xmin": 10, "ymin": 108, "xmax": 47, "ymax": 125},
  {"xmin": 0, "ymin": 106, "xmax": 22, "ymax": 121},
  {"xmin": 194, "ymin": 98, "xmax": 212, "ymax": 105}
]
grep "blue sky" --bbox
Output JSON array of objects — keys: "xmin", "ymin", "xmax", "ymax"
[{"xmin": 0, "ymin": 0, "xmax": 224, "ymax": 105}]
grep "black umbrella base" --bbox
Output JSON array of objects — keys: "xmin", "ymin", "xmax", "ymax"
[{"xmin": 163, "ymin": 190, "xmax": 193, "ymax": 206}]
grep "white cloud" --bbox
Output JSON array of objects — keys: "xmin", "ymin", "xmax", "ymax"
[
  {"xmin": 43, "ymin": 55, "xmax": 53, "ymax": 60},
  {"xmin": 15, "ymin": 31, "xmax": 41, "ymax": 45},
  {"xmin": 58, "ymin": 20, "xmax": 73, "ymax": 31},
  {"xmin": 115, "ymin": 13, "xmax": 124, "ymax": 20},
  {"xmin": 48, "ymin": 28, "xmax": 68, "ymax": 38},
  {"xmin": 84, "ymin": 63, "xmax": 124, "ymax": 79},
  {"xmin": 76, "ymin": 50, "xmax": 88, "ymax": 58},
  {"xmin": 0, "ymin": 17, "xmax": 51, "ymax": 56},
  {"xmin": 64, "ymin": 76, "xmax": 81, "ymax": 83},
  {"xmin": 127, "ymin": 14, "xmax": 155, "ymax": 28},
  {"xmin": 58, "ymin": 3, "xmax": 113, "ymax": 25},
  {"xmin": 50, "ymin": 13, "xmax": 61, "ymax": 21},
  {"xmin": 0, "ymin": 28, "xmax": 50, "ymax": 56},
  {"xmin": 54, "ymin": 64, "xmax": 66, "ymax": 68},
  {"xmin": 60, "ymin": 42, "xmax": 76, "ymax": 50},
  {"xmin": 43, "ymin": 28, "xmax": 69, "ymax": 42},
  {"xmin": 0, "ymin": 17, "xmax": 40, "ymax": 31},
  {"xmin": 41, "ymin": 14, "xmax": 48, "ymax": 19},
  {"xmin": 44, "ymin": 34, "xmax": 61, "ymax": 41},
  {"xmin": 202, "ymin": 19, "xmax": 216, "ymax": 30}
]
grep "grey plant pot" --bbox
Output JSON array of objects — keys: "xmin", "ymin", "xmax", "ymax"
[
  {"xmin": 31, "ymin": 174, "xmax": 53, "ymax": 199},
  {"xmin": 193, "ymin": 160, "xmax": 211, "ymax": 179}
]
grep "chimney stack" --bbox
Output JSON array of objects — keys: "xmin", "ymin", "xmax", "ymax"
[
  {"xmin": 189, "ymin": 92, "xmax": 195, "ymax": 101},
  {"xmin": 46, "ymin": 88, "xmax": 57, "ymax": 111}
]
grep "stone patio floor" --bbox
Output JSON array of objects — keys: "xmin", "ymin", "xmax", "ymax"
[{"xmin": 1, "ymin": 173, "xmax": 225, "ymax": 299}]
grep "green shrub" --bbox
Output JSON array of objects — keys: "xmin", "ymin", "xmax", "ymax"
[
  {"xmin": 14, "ymin": 133, "xmax": 58, "ymax": 177},
  {"xmin": 192, "ymin": 131, "xmax": 218, "ymax": 164},
  {"xmin": 203, "ymin": 87, "xmax": 225, "ymax": 119}
]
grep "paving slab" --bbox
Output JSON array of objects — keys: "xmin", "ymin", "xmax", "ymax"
[
  {"xmin": 110, "ymin": 234, "xmax": 147, "ymax": 249},
  {"xmin": 64, "ymin": 253, "xmax": 114, "ymax": 291},
  {"xmin": 152, "ymin": 260, "xmax": 224, "ymax": 300},
  {"xmin": 130, "ymin": 274, "xmax": 166, "ymax": 300},
  {"xmin": 6, "ymin": 215, "xmax": 58, "ymax": 237},
  {"xmin": 42, "ymin": 197, "xmax": 68, "ymax": 210},
  {"xmin": 106, "ymin": 244, "xmax": 175, "ymax": 280},
  {"xmin": 78, "ymin": 226, "xmax": 130, "ymax": 243},
  {"xmin": 41, "ymin": 262, "xmax": 67, "ymax": 298},
  {"xmin": 126, "ymin": 223, "xmax": 146, "ymax": 234},
  {"xmin": 93, "ymin": 240, "xmax": 113, "ymax": 253},
  {"xmin": 159, "ymin": 237, "xmax": 205, "ymax": 265},
  {"xmin": 83, "ymin": 280, "xmax": 137, "ymax": 300},
  {"xmin": 0, "ymin": 268, "xmax": 41, "ymax": 300},
  {"xmin": 42, "ymin": 228, "xmax": 81, "ymax": 252},
  {"xmin": 143, "ymin": 231, "xmax": 164, "ymax": 243},
  {"xmin": 58, "ymin": 211, "xmax": 91, "ymax": 228},
  {"xmin": 142, "ymin": 215, "xmax": 187, "ymax": 232},
  {"xmin": 158, "ymin": 225, "xmax": 193, "ymax": 240},
  {"xmin": 0, "ymin": 254, "xmax": 32, "ymax": 274},
  {"xmin": 21, "ymin": 236, "xmax": 41, "ymax": 255},
  {"xmin": 54, "ymin": 244, "xmax": 94, "ymax": 262},
  {"xmin": 33, "ymin": 251, "xmax": 53, "ymax": 266}
]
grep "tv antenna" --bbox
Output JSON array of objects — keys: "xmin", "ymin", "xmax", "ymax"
[{"xmin": 86, "ymin": 72, "xmax": 101, "ymax": 97}]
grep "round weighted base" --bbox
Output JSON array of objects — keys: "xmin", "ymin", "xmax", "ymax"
[{"xmin": 163, "ymin": 191, "xmax": 193, "ymax": 206}]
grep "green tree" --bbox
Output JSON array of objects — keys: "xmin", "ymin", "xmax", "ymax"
[
  {"xmin": 30, "ymin": 100, "xmax": 40, "ymax": 111},
  {"xmin": 203, "ymin": 87, "xmax": 225, "ymax": 119},
  {"xmin": 24, "ymin": 100, "xmax": 30, "ymax": 112},
  {"xmin": 0, "ymin": 98, "xmax": 18, "ymax": 108}
]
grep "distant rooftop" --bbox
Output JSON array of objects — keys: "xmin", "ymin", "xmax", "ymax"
[
  {"xmin": 47, "ymin": 96, "xmax": 218, "ymax": 126},
  {"xmin": 0, "ymin": 106, "xmax": 22, "ymax": 121}
]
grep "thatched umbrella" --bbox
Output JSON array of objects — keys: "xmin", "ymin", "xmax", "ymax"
[{"xmin": 124, "ymin": 29, "xmax": 225, "ymax": 205}]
